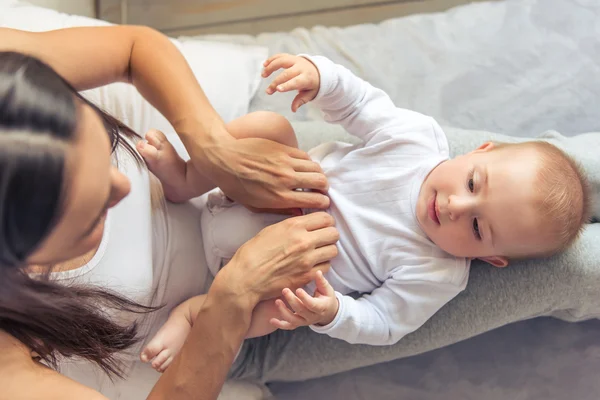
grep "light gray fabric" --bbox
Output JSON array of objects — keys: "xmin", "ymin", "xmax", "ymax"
[
  {"xmin": 193, "ymin": 0, "xmax": 600, "ymax": 139},
  {"xmin": 230, "ymin": 123, "xmax": 600, "ymax": 384}
]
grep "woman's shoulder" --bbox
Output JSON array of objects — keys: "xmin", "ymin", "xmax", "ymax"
[{"xmin": 0, "ymin": 330, "xmax": 108, "ymax": 400}]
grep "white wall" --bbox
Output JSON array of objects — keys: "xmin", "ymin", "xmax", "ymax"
[{"xmin": 24, "ymin": 0, "xmax": 95, "ymax": 17}]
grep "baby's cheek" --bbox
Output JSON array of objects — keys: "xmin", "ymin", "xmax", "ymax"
[{"xmin": 437, "ymin": 228, "xmax": 471, "ymax": 256}]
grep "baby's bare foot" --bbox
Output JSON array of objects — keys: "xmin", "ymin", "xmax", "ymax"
[
  {"xmin": 140, "ymin": 316, "xmax": 192, "ymax": 373},
  {"xmin": 136, "ymin": 129, "xmax": 195, "ymax": 203}
]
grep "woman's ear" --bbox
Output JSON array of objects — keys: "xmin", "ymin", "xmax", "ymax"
[{"xmin": 478, "ymin": 255, "xmax": 508, "ymax": 268}]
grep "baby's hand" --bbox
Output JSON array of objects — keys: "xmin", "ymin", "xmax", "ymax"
[
  {"xmin": 270, "ymin": 270, "xmax": 339, "ymax": 329},
  {"xmin": 262, "ymin": 53, "xmax": 320, "ymax": 112}
]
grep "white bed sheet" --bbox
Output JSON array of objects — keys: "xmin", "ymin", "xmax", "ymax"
[{"xmin": 189, "ymin": 0, "xmax": 600, "ymax": 398}]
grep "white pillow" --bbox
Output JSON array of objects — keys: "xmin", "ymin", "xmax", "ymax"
[{"xmin": 0, "ymin": 1, "xmax": 267, "ymax": 147}]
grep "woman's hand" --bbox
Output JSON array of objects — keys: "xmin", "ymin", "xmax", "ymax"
[
  {"xmin": 218, "ymin": 212, "xmax": 339, "ymax": 305},
  {"xmin": 202, "ymin": 137, "xmax": 331, "ymax": 211},
  {"xmin": 262, "ymin": 54, "xmax": 321, "ymax": 112},
  {"xmin": 201, "ymin": 53, "xmax": 325, "ymax": 210}
]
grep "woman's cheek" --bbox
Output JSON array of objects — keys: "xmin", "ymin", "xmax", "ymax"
[{"xmin": 78, "ymin": 219, "xmax": 107, "ymax": 255}]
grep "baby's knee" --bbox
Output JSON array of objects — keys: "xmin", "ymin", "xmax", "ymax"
[
  {"xmin": 232, "ymin": 111, "xmax": 298, "ymax": 147},
  {"xmin": 255, "ymin": 111, "xmax": 297, "ymax": 147}
]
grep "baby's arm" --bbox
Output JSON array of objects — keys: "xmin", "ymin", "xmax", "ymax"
[
  {"xmin": 310, "ymin": 277, "xmax": 463, "ymax": 345},
  {"xmin": 263, "ymin": 54, "xmax": 435, "ymax": 144}
]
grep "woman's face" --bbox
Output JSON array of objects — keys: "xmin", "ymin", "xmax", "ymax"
[{"xmin": 26, "ymin": 104, "xmax": 131, "ymax": 266}]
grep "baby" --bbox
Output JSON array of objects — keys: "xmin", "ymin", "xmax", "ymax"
[{"xmin": 137, "ymin": 54, "xmax": 591, "ymax": 372}]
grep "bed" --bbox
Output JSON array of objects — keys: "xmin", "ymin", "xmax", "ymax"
[{"xmin": 2, "ymin": 0, "xmax": 600, "ymax": 399}]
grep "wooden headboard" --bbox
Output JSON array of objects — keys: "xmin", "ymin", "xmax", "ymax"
[{"xmin": 97, "ymin": 0, "xmax": 494, "ymax": 36}]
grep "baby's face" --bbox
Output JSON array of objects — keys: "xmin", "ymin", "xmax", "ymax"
[{"xmin": 416, "ymin": 143, "xmax": 546, "ymax": 266}]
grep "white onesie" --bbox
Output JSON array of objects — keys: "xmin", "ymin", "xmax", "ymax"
[{"xmin": 201, "ymin": 55, "xmax": 470, "ymax": 346}]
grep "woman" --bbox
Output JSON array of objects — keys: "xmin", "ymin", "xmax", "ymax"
[{"xmin": 0, "ymin": 25, "xmax": 338, "ymax": 399}]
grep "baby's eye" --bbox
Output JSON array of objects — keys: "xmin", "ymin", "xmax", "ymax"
[
  {"xmin": 468, "ymin": 178, "xmax": 474, "ymax": 192},
  {"xmin": 473, "ymin": 218, "xmax": 481, "ymax": 240}
]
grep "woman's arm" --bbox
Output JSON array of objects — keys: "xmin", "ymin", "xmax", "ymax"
[
  {"xmin": 0, "ymin": 26, "xmax": 221, "ymax": 140},
  {"xmin": 150, "ymin": 212, "xmax": 338, "ymax": 399},
  {"xmin": 148, "ymin": 275, "xmax": 253, "ymax": 400},
  {"xmin": 0, "ymin": 330, "xmax": 109, "ymax": 400},
  {"xmin": 0, "ymin": 26, "xmax": 330, "ymax": 210}
]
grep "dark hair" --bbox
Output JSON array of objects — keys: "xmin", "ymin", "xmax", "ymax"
[{"xmin": 0, "ymin": 51, "xmax": 155, "ymax": 378}]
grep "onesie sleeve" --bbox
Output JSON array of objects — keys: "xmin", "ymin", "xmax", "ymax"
[
  {"xmin": 310, "ymin": 276, "xmax": 466, "ymax": 345},
  {"xmin": 302, "ymin": 55, "xmax": 447, "ymax": 155}
]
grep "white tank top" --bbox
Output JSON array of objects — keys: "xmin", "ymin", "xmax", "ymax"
[{"xmin": 56, "ymin": 142, "xmax": 213, "ymax": 399}]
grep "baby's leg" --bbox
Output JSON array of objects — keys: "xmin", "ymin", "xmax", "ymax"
[
  {"xmin": 142, "ymin": 294, "xmax": 281, "ymax": 372},
  {"xmin": 247, "ymin": 299, "xmax": 281, "ymax": 338},
  {"xmin": 141, "ymin": 295, "xmax": 205, "ymax": 372},
  {"xmin": 137, "ymin": 112, "xmax": 298, "ymax": 203},
  {"xmin": 227, "ymin": 111, "xmax": 298, "ymax": 148}
]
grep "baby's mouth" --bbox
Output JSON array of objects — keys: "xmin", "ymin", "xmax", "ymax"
[{"xmin": 428, "ymin": 193, "xmax": 440, "ymax": 225}]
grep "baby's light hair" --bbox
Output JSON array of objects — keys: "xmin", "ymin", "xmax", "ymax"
[{"xmin": 494, "ymin": 141, "xmax": 592, "ymax": 257}]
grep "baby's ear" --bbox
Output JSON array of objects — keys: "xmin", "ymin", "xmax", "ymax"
[
  {"xmin": 478, "ymin": 255, "xmax": 508, "ymax": 268},
  {"xmin": 471, "ymin": 142, "xmax": 495, "ymax": 153}
]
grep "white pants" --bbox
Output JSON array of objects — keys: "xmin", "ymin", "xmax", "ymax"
[{"xmin": 201, "ymin": 190, "xmax": 290, "ymax": 278}]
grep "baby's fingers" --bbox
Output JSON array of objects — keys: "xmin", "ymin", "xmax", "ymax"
[
  {"xmin": 315, "ymin": 270, "xmax": 335, "ymax": 296},
  {"xmin": 262, "ymin": 54, "xmax": 296, "ymax": 78},
  {"xmin": 270, "ymin": 299, "xmax": 303, "ymax": 330},
  {"xmin": 275, "ymin": 75, "xmax": 312, "ymax": 94},
  {"xmin": 295, "ymin": 288, "xmax": 325, "ymax": 313},
  {"xmin": 266, "ymin": 67, "xmax": 305, "ymax": 95},
  {"xmin": 263, "ymin": 53, "xmax": 291, "ymax": 68},
  {"xmin": 270, "ymin": 317, "xmax": 297, "ymax": 330}
]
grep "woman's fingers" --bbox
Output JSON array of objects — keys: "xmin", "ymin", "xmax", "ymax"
[
  {"xmin": 291, "ymin": 172, "xmax": 329, "ymax": 193},
  {"xmin": 290, "ymin": 159, "xmax": 324, "ymax": 174},
  {"xmin": 286, "ymin": 190, "xmax": 330, "ymax": 209},
  {"xmin": 310, "ymin": 227, "xmax": 340, "ymax": 247},
  {"xmin": 311, "ymin": 262, "xmax": 331, "ymax": 276},
  {"xmin": 309, "ymin": 244, "xmax": 339, "ymax": 266},
  {"xmin": 292, "ymin": 211, "xmax": 335, "ymax": 232},
  {"xmin": 284, "ymin": 145, "xmax": 312, "ymax": 161}
]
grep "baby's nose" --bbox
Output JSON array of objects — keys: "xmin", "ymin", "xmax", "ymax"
[{"xmin": 447, "ymin": 195, "xmax": 472, "ymax": 221}]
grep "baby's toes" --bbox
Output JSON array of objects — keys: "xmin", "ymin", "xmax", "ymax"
[
  {"xmin": 140, "ymin": 340, "xmax": 164, "ymax": 363},
  {"xmin": 144, "ymin": 129, "xmax": 168, "ymax": 150},
  {"xmin": 157, "ymin": 355, "xmax": 175, "ymax": 373},
  {"xmin": 137, "ymin": 140, "xmax": 159, "ymax": 164},
  {"xmin": 151, "ymin": 349, "xmax": 172, "ymax": 371}
]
